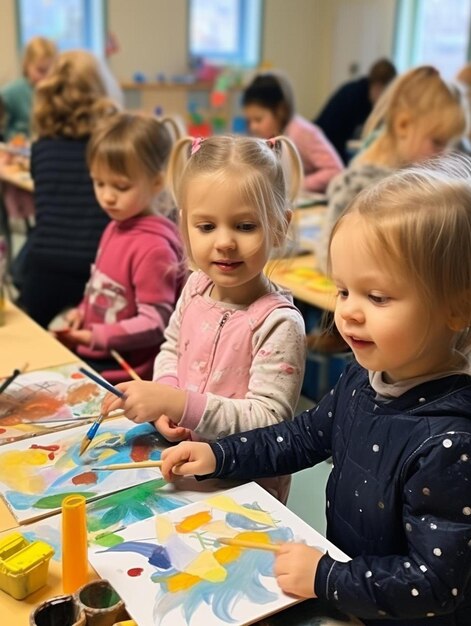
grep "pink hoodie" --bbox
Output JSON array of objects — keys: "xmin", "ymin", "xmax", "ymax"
[{"xmin": 77, "ymin": 214, "xmax": 185, "ymax": 382}]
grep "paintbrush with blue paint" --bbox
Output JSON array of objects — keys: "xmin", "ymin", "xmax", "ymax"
[{"xmin": 78, "ymin": 367, "xmax": 125, "ymax": 456}]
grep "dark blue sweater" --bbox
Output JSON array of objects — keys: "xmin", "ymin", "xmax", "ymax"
[
  {"xmin": 29, "ymin": 136, "xmax": 109, "ymax": 274},
  {"xmin": 206, "ymin": 363, "xmax": 471, "ymax": 625}
]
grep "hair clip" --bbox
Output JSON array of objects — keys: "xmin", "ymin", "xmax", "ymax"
[{"xmin": 191, "ymin": 137, "xmax": 204, "ymax": 155}]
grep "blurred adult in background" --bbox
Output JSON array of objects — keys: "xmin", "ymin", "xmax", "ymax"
[
  {"xmin": 0, "ymin": 36, "xmax": 57, "ymax": 140},
  {"xmin": 17, "ymin": 50, "xmax": 121, "ymax": 327},
  {"xmin": 314, "ymin": 58, "xmax": 397, "ymax": 164}
]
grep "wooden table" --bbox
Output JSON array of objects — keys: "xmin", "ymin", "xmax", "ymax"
[
  {"xmin": 0, "ymin": 164, "xmax": 33, "ymax": 193},
  {"xmin": 0, "ymin": 300, "xmax": 77, "ymax": 377},
  {"xmin": 268, "ymin": 254, "xmax": 336, "ymax": 312}
]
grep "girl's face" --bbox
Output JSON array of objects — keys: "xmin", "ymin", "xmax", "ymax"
[
  {"xmin": 395, "ymin": 115, "xmax": 453, "ymax": 165},
  {"xmin": 331, "ymin": 214, "xmax": 456, "ymax": 382},
  {"xmin": 91, "ymin": 164, "xmax": 162, "ymax": 222},
  {"xmin": 26, "ymin": 57, "xmax": 53, "ymax": 85},
  {"xmin": 243, "ymin": 104, "xmax": 281, "ymax": 139},
  {"xmin": 184, "ymin": 176, "xmax": 272, "ymax": 305}
]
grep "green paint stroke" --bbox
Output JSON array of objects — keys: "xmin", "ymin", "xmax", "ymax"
[{"xmin": 34, "ymin": 491, "xmax": 96, "ymax": 509}]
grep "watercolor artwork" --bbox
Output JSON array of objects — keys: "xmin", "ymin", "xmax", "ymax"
[
  {"xmin": 89, "ymin": 482, "xmax": 350, "ymax": 626},
  {"xmin": 0, "ymin": 417, "xmax": 171, "ymax": 524},
  {"xmin": 13, "ymin": 478, "xmax": 227, "ymax": 561},
  {"xmin": 0, "ymin": 363, "xmax": 107, "ymax": 445}
]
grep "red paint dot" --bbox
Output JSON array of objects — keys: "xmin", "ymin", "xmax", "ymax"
[
  {"xmin": 0, "ymin": 428, "xmax": 5, "ymax": 434},
  {"xmin": 127, "ymin": 567, "xmax": 144, "ymax": 577},
  {"xmin": 71, "ymin": 373, "xmax": 84, "ymax": 379}
]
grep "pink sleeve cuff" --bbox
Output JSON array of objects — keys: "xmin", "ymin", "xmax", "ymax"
[
  {"xmin": 179, "ymin": 390, "xmax": 208, "ymax": 430},
  {"xmin": 153, "ymin": 375, "xmax": 179, "ymax": 387}
]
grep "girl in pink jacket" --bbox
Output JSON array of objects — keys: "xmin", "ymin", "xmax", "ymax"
[
  {"xmin": 55, "ymin": 113, "xmax": 185, "ymax": 383},
  {"xmin": 102, "ymin": 135, "xmax": 307, "ymax": 502}
]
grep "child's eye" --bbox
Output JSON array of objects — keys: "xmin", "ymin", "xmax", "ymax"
[
  {"xmin": 197, "ymin": 223, "xmax": 215, "ymax": 232},
  {"xmin": 237, "ymin": 223, "xmax": 257, "ymax": 232},
  {"xmin": 115, "ymin": 185, "xmax": 130, "ymax": 192},
  {"xmin": 369, "ymin": 294, "xmax": 390, "ymax": 305},
  {"xmin": 336, "ymin": 288, "xmax": 348, "ymax": 299}
]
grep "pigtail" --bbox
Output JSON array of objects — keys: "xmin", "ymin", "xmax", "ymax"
[
  {"xmin": 268, "ymin": 135, "xmax": 302, "ymax": 203},
  {"xmin": 166, "ymin": 137, "xmax": 194, "ymax": 205},
  {"xmin": 158, "ymin": 116, "xmax": 186, "ymax": 144}
]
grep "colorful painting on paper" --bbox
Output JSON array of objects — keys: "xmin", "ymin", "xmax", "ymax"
[
  {"xmin": 0, "ymin": 417, "xmax": 167, "ymax": 523},
  {"xmin": 89, "ymin": 483, "xmax": 350, "ymax": 626},
  {"xmin": 0, "ymin": 363, "xmax": 106, "ymax": 445},
  {"xmin": 14, "ymin": 478, "xmax": 226, "ymax": 560}
]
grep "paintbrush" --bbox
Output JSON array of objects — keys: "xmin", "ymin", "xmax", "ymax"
[
  {"xmin": 77, "ymin": 368, "xmax": 125, "ymax": 456},
  {"xmin": 0, "ymin": 368, "xmax": 21, "ymax": 395},
  {"xmin": 78, "ymin": 413, "xmax": 106, "ymax": 456},
  {"xmin": 216, "ymin": 537, "xmax": 282, "ymax": 553},
  {"xmin": 92, "ymin": 460, "xmax": 163, "ymax": 471},
  {"xmin": 110, "ymin": 350, "xmax": 142, "ymax": 381}
]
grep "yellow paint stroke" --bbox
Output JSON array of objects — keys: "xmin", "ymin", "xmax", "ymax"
[
  {"xmin": 236, "ymin": 531, "xmax": 272, "ymax": 545},
  {"xmin": 214, "ymin": 546, "xmax": 241, "ymax": 565},
  {"xmin": 185, "ymin": 550, "xmax": 227, "ymax": 582},
  {"xmin": 0, "ymin": 449, "xmax": 50, "ymax": 492},
  {"xmin": 166, "ymin": 571, "xmax": 200, "ymax": 593},
  {"xmin": 155, "ymin": 515, "xmax": 174, "ymax": 543},
  {"xmin": 175, "ymin": 510, "xmax": 212, "ymax": 533},
  {"xmin": 205, "ymin": 495, "xmax": 275, "ymax": 527}
]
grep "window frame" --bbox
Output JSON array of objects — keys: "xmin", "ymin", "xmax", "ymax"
[{"xmin": 187, "ymin": 0, "xmax": 264, "ymax": 68}]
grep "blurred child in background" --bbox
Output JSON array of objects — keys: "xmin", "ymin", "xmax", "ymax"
[{"xmin": 242, "ymin": 72, "xmax": 343, "ymax": 193}]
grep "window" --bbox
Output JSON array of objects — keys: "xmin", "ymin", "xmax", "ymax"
[
  {"xmin": 394, "ymin": 0, "xmax": 471, "ymax": 79},
  {"xmin": 188, "ymin": 0, "xmax": 263, "ymax": 68},
  {"xmin": 17, "ymin": 0, "xmax": 105, "ymax": 55}
]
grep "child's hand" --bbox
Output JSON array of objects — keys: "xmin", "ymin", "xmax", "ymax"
[
  {"xmin": 101, "ymin": 381, "xmax": 186, "ymax": 425},
  {"xmin": 161, "ymin": 442, "xmax": 216, "ymax": 481},
  {"xmin": 154, "ymin": 414, "xmax": 191, "ymax": 442},
  {"xmin": 274, "ymin": 543, "xmax": 324, "ymax": 598},
  {"xmin": 64, "ymin": 308, "xmax": 84, "ymax": 330},
  {"xmin": 60, "ymin": 329, "xmax": 92, "ymax": 347}
]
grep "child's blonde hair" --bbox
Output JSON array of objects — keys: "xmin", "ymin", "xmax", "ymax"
[
  {"xmin": 167, "ymin": 135, "xmax": 302, "ymax": 258},
  {"xmin": 360, "ymin": 66, "xmax": 467, "ymax": 167},
  {"xmin": 32, "ymin": 50, "xmax": 119, "ymax": 138},
  {"xmin": 87, "ymin": 112, "xmax": 182, "ymax": 182},
  {"xmin": 22, "ymin": 36, "xmax": 57, "ymax": 76},
  {"xmin": 330, "ymin": 155, "xmax": 471, "ymax": 356}
]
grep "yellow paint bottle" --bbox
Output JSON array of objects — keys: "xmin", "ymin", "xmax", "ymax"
[{"xmin": 0, "ymin": 531, "xmax": 54, "ymax": 599}]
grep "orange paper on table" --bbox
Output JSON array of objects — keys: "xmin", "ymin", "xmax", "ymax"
[{"xmin": 62, "ymin": 494, "xmax": 88, "ymax": 593}]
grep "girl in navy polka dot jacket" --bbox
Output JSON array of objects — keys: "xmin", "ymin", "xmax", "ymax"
[{"xmin": 161, "ymin": 157, "xmax": 471, "ymax": 626}]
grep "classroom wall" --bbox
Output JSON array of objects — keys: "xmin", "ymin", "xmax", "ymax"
[{"xmin": 0, "ymin": 0, "xmax": 396, "ymax": 118}]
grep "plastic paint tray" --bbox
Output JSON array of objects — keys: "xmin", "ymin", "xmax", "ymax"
[{"xmin": 0, "ymin": 531, "xmax": 54, "ymax": 600}]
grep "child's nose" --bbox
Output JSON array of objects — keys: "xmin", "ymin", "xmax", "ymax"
[
  {"xmin": 339, "ymin": 297, "xmax": 364, "ymax": 323},
  {"xmin": 103, "ymin": 187, "xmax": 116, "ymax": 203},
  {"xmin": 215, "ymin": 229, "xmax": 236, "ymax": 250}
]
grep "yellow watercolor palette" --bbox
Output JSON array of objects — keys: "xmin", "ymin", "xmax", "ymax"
[{"xmin": 0, "ymin": 531, "xmax": 54, "ymax": 599}]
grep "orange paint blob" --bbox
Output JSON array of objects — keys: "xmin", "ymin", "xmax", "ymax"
[
  {"xmin": 72, "ymin": 471, "xmax": 98, "ymax": 485},
  {"xmin": 175, "ymin": 510, "xmax": 212, "ymax": 533}
]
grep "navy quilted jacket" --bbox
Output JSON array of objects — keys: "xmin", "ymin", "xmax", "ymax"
[{"xmin": 206, "ymin": 362, "xmax": 471, "ymax": 625}]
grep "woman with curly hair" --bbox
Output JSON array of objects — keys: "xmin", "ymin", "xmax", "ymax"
[{"xmin": 17, "ymin": 50, "xmax": 121, "ymax": 327}]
